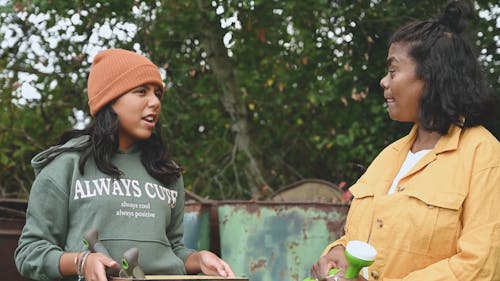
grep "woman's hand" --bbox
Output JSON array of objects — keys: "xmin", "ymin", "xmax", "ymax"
[
  {"xmin": 311, "ymin": 245, "xmax": 348, "ymax": 280},
  {"xmin": 82, "ymin": 252, "xmax": 119, "ymax": 281},
  {"xmin": 185, "ymin": 250, "xmax": 235, "ymax": 277}
]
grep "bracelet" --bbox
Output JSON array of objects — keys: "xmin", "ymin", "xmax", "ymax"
[
  {"xmin": 81, "ymin": 251, "xmax": 91, "ymax": 276},
  {"xmin": 77, "ymin": 251, "xmax": 91, "ymax": 281},
  {"xmin": 77, "ymin": 251, "xmax": 84, "ymax": 276},
  {"xmin": 74, "ymin": 254, "xmax": 78, "ymax": 270},
  {"xmin": 74, "ymin": 252, "xmax": 83, "ymax": 272}
]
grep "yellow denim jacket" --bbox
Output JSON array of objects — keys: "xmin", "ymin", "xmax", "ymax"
[{"xmin": 322, "ymin": 124, "xmax": 500, "ymax": 281}]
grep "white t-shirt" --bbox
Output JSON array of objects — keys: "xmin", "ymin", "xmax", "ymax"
[{"xmin": 387, "ymin": 149, "xmax": 431, "ymax": 194}]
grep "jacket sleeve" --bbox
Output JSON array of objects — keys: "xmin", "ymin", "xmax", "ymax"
[
  {"xmin": 165, "ymin": 175, "xmax": 196, "ymax": 263},
  {"xmin": 386, "ymin": 145, "xmax": 500, "ymax": 281},
  {"xmin": 14, "ymin": 173, "xmax": 70, "ymax": 281},
  {"xmin": 322, "ymin": 220, "xmax": 349, "ymax": 256},
  {"xmin": 321, "ymin": 236, "xmax": 348, "ymax": 257}
]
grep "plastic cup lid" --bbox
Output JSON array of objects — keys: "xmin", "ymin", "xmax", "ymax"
[{"xmin": 346, "ymin": 240, "xmax": 377, "ymax": 261}]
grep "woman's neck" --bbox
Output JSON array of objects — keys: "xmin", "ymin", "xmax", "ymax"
[{"xmin": 412, "ymin": 125, "xmax": 441, "ymax": 152}]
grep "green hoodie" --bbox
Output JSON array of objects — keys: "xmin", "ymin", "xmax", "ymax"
[{"xmin": 15, "ymin": 136, "xmax": 195, "ymax": 281}]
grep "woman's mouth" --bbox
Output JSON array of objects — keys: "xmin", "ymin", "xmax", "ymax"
[{"xmin": 142, "ymin": 114, "xmax": 157, "ymax": 127}]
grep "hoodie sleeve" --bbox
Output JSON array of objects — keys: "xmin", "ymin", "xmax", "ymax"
[
  {"xmin": 15, "ymin": 172, "xmax": 70, "ymax": 281},
  {"xmin": 165, "ymin": 175, "xmax": 196, "ymax": 263}
]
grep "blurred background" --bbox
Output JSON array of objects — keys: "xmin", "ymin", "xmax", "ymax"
[{"xmin": 0, "ymin": 0, "xmax": 498, "ymax": 200}]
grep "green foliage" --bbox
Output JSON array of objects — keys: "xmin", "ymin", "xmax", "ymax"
[{"xmin": 0, "ymin": 0, "xmax": 498, "ymax": 199}]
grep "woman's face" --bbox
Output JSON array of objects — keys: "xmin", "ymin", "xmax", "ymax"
[
  {"xmin": 111, "ymin": 83, "xmax": 163, "ymax": 151},
  {"xmin": 380, "ymin": 42, "xmax": 425, "ymax": 123}
]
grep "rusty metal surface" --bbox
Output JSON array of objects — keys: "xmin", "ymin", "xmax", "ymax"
[
  {"xmin": 183, "ymin": 202, "xmax": 211, "ymax": 251},
  {"xmin": 0, "ymin": 199, "xmax": 31, "ymax": 281},
  {"xmin": 216, "ymin": 201, "xmax": 349, "ymax": 281},
  {"xmin": 271, "ymin": 179, "xmax": 343, "ymax": 202}
]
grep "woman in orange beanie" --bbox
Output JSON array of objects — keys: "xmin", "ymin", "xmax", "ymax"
[{"xmin": 15, "ymin": 49, "xmax": 235, "ymax": 281}]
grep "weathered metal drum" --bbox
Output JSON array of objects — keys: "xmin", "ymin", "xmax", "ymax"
[
  {"xmin": 216, "ymin": 201, "xmax": 349, "ymax": 281},
  {"xmin": 183, "ymin": 201, "xmax": 212, "ymax": 251}
]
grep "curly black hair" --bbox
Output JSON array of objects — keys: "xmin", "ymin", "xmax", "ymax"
[
  {"xmin": 388, "ymin": 0, "xmax": 496, "ymax": 134},
  {"xmin": 46, "ymin": 105, "xmax": 182, "ymax": 186}
]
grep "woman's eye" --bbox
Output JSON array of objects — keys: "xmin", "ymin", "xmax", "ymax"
[
  {"xmin": 155, "ymin": 90, "xmax": 163, "ymax": 98},
  {"xmin": 388, "ymin": 70, "xmax": 395, "ymax": 78}
]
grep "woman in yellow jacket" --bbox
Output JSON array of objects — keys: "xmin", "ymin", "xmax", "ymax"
[{"xmin": 310, "ymin": 1, "xmax": 499, "ymax": 281}]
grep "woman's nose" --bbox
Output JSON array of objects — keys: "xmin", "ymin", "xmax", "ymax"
[
  {"xmin": 147, "ymin": 92, "xmax": 161, "ymax": 109},
  {"xmin": 380, "ymin": 74, "xmax": 389, "ymax": 89}
]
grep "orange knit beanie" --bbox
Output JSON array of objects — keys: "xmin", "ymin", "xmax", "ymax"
[{"xmin": 87, "ymin": 48, "xmax": 164, "ymax": 116}]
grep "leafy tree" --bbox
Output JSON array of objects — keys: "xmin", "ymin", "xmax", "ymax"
[{"xmin": 0, "ymin": 0, "xmax": 498, "ymax": 199}]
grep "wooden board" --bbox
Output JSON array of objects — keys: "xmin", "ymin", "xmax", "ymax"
[{"xmin": 110, "ymin": 276, "xmax": 248, "ymax": 281}]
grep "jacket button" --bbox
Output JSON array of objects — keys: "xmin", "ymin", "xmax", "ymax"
[
  {"xmin": 376, "ymin": 218, "xmax": 383, "ymax": 228},
  {"xmin": 397, "ymin": 186, "xmax": 405, "ymax": 192},
  {"xmin": 371, "ymin": 270, "xmax": 380, "ymax": 280}
]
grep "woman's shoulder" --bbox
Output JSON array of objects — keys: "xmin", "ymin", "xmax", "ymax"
[
  {"xmin": 460, "ymin": 126, "xmax": 499, "ymax": 164},
  {"xmin": 31, "ymin": 135, "xmax": 89, "ymax": 176},
  {"xmin": 462, "ymin": 125, "xmax": 498, "ymax": 142},
  {"xmin": 460, "ymin": 126, "xmax": 499, "ymax": 151},
  {"xmin": 167, "ymin": 173, "xmax": 184, "ymax": 191}
]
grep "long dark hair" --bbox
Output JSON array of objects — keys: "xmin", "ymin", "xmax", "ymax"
[
  {"xmin": 46, "ymin": 105, "xmax": 182, "ymax": 186},
  {"xmin": 389, "ymin": 0, "xmax": 496, "ymax": 134}
]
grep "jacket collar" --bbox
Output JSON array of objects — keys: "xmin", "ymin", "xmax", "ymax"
[
  {"xmin": 392, "ymin": 123, "xmax": 462, "ymax": 155},
  {"xmin": 393, "ymin": 124, "xmax": 463, "ymax": 187},
  {"xmin": 351, "ymin": 124, "xmax": 463, "ymax": 198},
  {"xmin": 433, "ymin": 124, "xmax": 462, "ymax": 154}
]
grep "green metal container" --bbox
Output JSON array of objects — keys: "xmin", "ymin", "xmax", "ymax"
[
  {"xmin": 216, "ymin": 201, "xmax": 349, "ymax": 281},
  {"xmin": 182, "ymin": 201, "xmax": 212, "ymax": 251}
]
